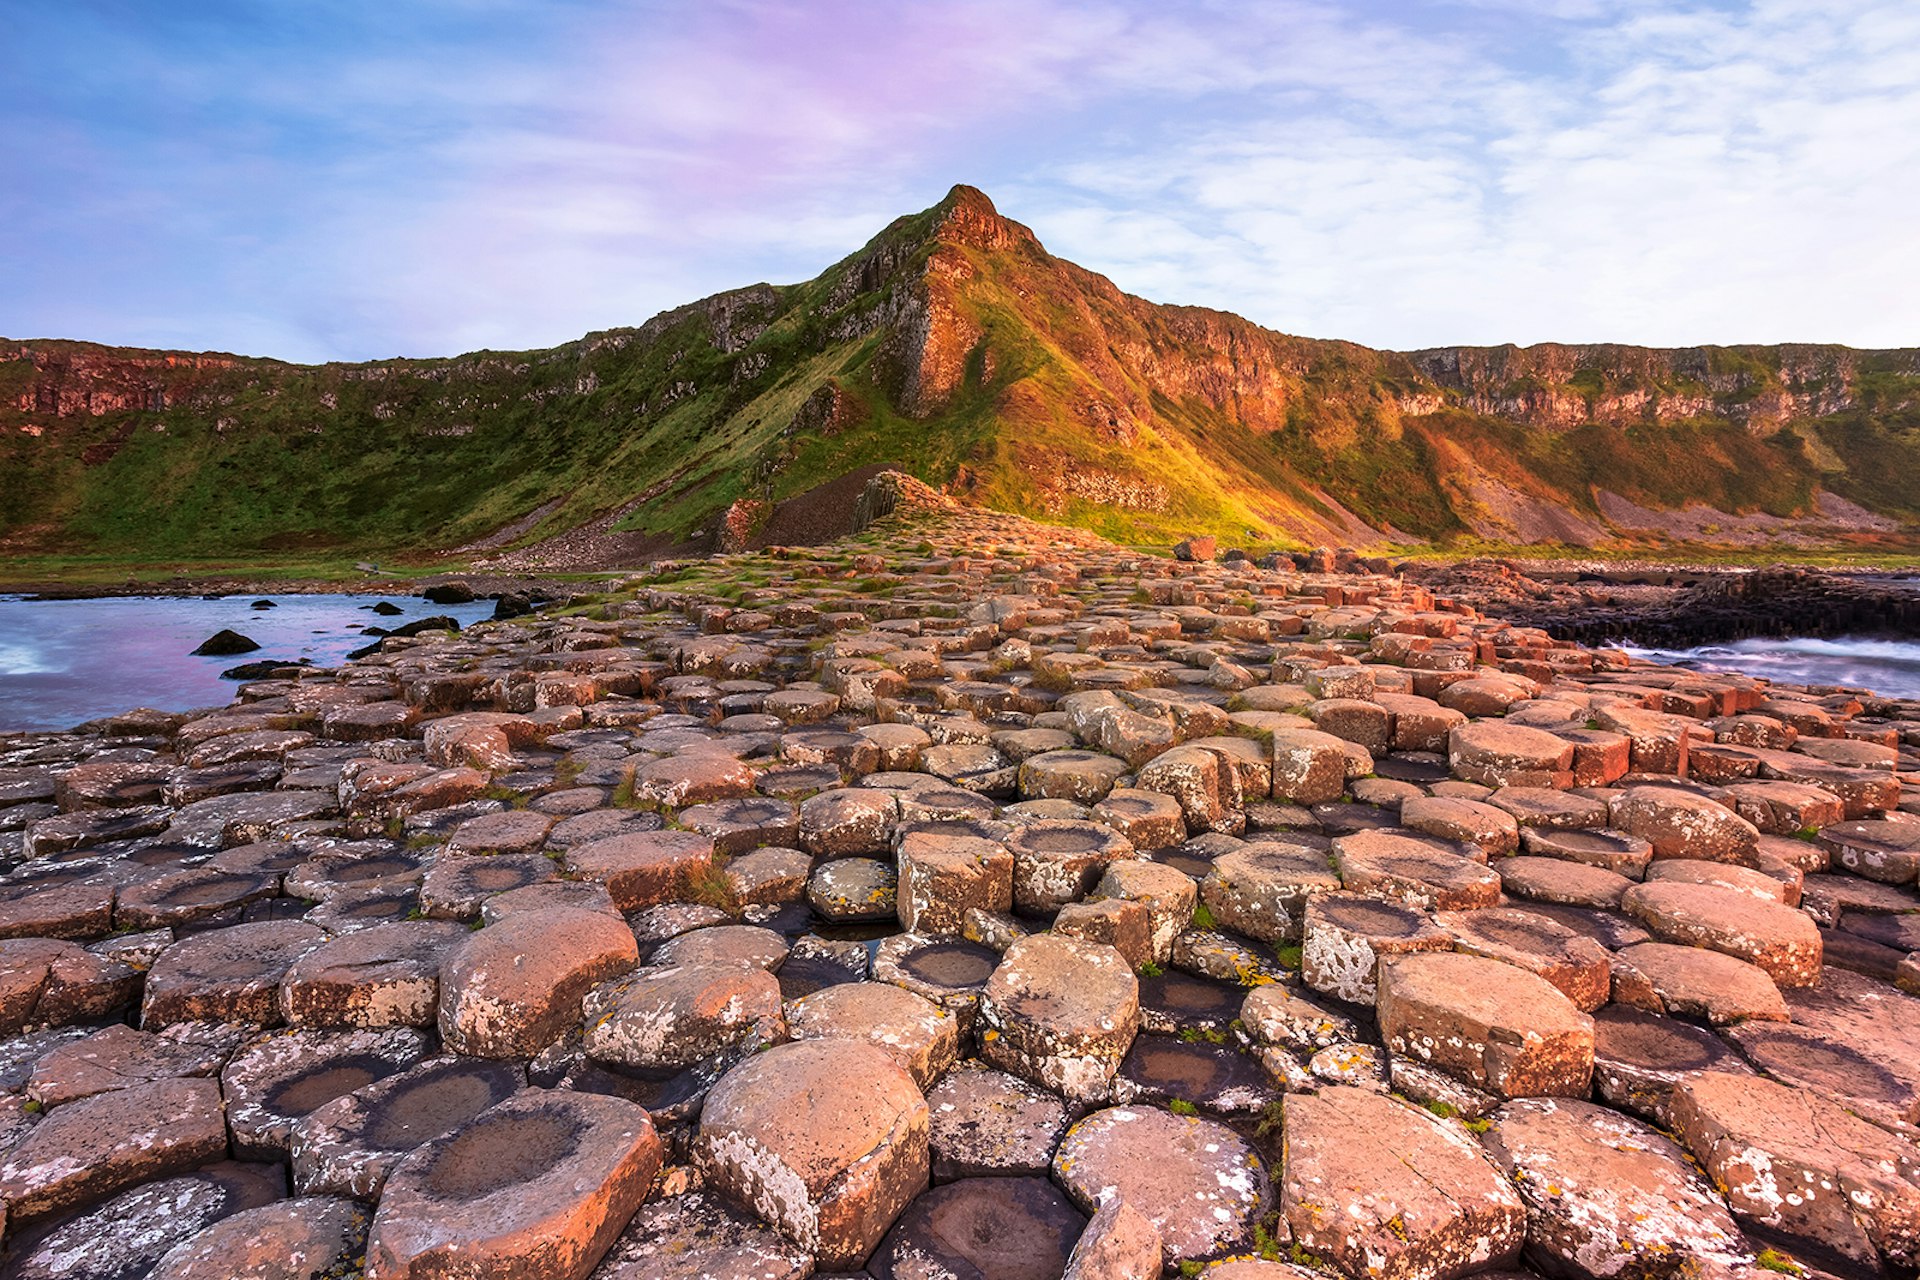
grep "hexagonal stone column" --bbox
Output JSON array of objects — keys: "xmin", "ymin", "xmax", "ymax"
[
  {"xmin": 1281, "ymin": 1086, "xmax": 1524, "ymax": 1280},
  {"xmin": 1301, "ymin": 893, "xmax": 1451, "ymax": 1006},
  {"xmin": 1006, "ymin": 820, "xmax": 1133, "ymax": 913},
  {"xmin": 696, "ymin": 1039, "xmax": 930, "ymax": 1268},
  {"xmin": 978, "ymin": 934, "xmax": 1141, "ymax": 1104},
  {"xmin": 896, "ymin": 831, "xmax": 1014, "ymax": 934},
  {"xmin": 437, "ymin": 906, "xmax": 638, "ymax": 1058},
  {"xmin": 1377, "ymin": 951, "xmax": 1594, "ymax": 1099},
  {"xmin": 365, "ymin": 1088, "xmax": 662, "ymax": 1280},
  {"xmin": 1199, "ymin": 841, "xmax": 1340, "ymax": 944},
  {"xmin": 1622, "ymin": 880, "xmax": 1821, "ymax": 987}
]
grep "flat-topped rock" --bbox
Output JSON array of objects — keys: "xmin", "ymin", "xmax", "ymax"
[
  {"xmin": 1621, "ymin": 879, "xmax": 1823, "ymax": 986},
  {"xmin": 1, "ymin": 1163, "xmax": 284, "ymax": 1280},
  {"xmin": 696, "ymin": 1038, "xmax": 930, "ymax": 1267},
  {"xmin": 143, "ymin": 920, "xmax": 327, "ymax": 1027},
  {"xmin": 281, "ymin": 919, "xmax": 470, "ymax": 1027},
  {"xmin": 926, "ymin": 1060, "xmax": 1072, "ymax": 1182},
  {"xmin": 1483, "ymin": 1097, "xmax": 1749, "ymax": 1279},
  {"xmin": 1006, "ymin": 819, "xmax": 1134, "ymax": 913},
  {"xmin": 366, "ymin": 1088, "xmax": 662, "ymax": 1280},
  {"xmin": 563, "ymin": 829, "xmax": 715, "ymax": 910},
  {"xmin": 1609, "ymin": 785, "xmax": 1760, "ymax": 863},
  {"xmin": 584, "ymin": 962, "xmax": 786, "ymax": 1068},
  {"xmin": 1435, "ymin": 906, "xmax": 1612, "ymax": 1011},
  {"xmin": 0, "ymin": 937, "xmax": 139, "ymax": 1034},
  {"xmin": 979, "ymin": 934, "xmax": 1140, "ymax": 1104},
  {"xmin": 222, "ymin": 1025, "xmax": 432, "ymax": 1158},
  {"xmin": 897, "ymin": 830, "xmax": 1014, "ymax": 935},
  {"xmin": 786, "ymin": 980, "xmax": 959, "ymax": 1088},
  {"xmin": 588, "ymin": 1190, "xmax": 813, "ymax": 1280},
  {"xmin": 1820, "ymin": 818, "xmax": 1920, "ymax": 884},
  {"xmin": 1282, "ymin": 1086, "xmax": 1525, "ymax": 1280},
  {"xmin": 1448, "ymin": 721, "xmax": 1573, "ymax": 789},
  {"xmin": 1053, "ymin": 1105, "xmax": 1269, "ymax": 1264},
  {"xmin": 25, "ymin": 1022, "xmax": 229, "ymax": 1108},
  {"xmin": 1399, "ymin": 794, "xmax": 1519, "ymax": 857},
  {"xmin": 1611, "ymin": 941, "xmax": 1789, "ymax": 1024},
  {"xmin": 1377, "ymin": 951, "xmax": 1594, "ymax": 1099},
  {"xmin": 1301, "ymin": 892, "xmax": 1452, "ymax": 1005},
  {"xmin": 1669, "ymin": 1070, "xmax": 1920, "ymax": 1274},
  {"xmin": 0, "ymin": 1076, "xmax": 227, "ymax": 1225},
  {"xmin": 871, "ymin": 1176, "xmax": 1086, "ymax": 1280},
  {"xmin": 1332, "ymin": 829, "xmax": 1502, "ymax": 910},
  {"xmin": 438, "ymin": 906, "xmax": 638, "ymax": 1058},
  {"xmin": 1199, "ymin": 841, "xmax": 1341, "ymax": 943},
  {"xmin": 148, "ymin": 1195, "xmax": 369, "ymax": 1280},
  {"xmin": 1591, "ymin": 1004, "xmax": 1755, "ymax": 1122}
]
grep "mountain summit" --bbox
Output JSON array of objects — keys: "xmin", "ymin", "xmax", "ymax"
[{"xmin": 4, "ymin": 184, "xmax": 1916, "ymax": 561}]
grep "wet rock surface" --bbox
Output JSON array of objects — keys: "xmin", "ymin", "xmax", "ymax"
[{"xmin": 0, "ymin": 497, "xmax": 1916, "ymax": 1276}]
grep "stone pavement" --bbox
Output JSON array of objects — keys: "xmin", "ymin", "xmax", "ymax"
[{"xmin": 1, "ymin": 489, "xmax": 1917, "ymax": 1278}]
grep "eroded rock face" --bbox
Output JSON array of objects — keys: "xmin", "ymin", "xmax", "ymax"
[
  {"xmin": 1281, "ymin": 1086, "xmax": 1525, "ymax": 1280},
  {"xmin": 365, "ymin": 1088, "xmax": 662, "ymax": 1280},
  {"xmin": 695, "ymin": 1038, "xmax": 930, "ymax": 1267}
]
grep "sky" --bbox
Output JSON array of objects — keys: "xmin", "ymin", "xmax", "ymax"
[{"xmin": 3, "ymin": 0, "xmax": 1918, "ymax": 363}]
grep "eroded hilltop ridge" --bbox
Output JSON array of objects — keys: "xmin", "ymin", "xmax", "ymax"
[
  {"xmin": 0, "ymin": 495, "xmax": 1918, "ymax": 1277},
  {"xmin": 5, "ymin": 186, "xmax": 1918, "ymax": 562}
]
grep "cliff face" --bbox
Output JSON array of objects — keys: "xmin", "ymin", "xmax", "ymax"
[{"xmin": 4, "ymin": 185, "xmax": 1917, "ymax": 559}]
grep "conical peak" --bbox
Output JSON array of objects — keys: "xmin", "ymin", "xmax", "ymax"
[{"xmin": 931, "ymin": 184, "xmax": 1041, "ymax": 254}]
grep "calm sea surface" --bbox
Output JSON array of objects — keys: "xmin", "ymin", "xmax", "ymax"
[{"xmin": 0, "ymin": 594, "xmax": 495, "ymax": 733}]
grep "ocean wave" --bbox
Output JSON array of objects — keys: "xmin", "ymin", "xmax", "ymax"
[{"xmin": 1621, "ymin": 635, "xmax": 1920, "ymax": 699}]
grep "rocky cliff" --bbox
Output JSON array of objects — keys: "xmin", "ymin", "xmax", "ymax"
[{"xmin": 4, "ymin": 185, "xmax": 1917, "ymax": 560}]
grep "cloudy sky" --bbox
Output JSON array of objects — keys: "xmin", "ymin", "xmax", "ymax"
[{"xmin": 4, "ymin": 0, "xmax": 1917, "ymax": 363}]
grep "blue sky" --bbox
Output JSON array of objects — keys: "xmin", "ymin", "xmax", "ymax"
[{"xmin": 4, "ymin": 0, "xmax": 1917, "ymax": 362}]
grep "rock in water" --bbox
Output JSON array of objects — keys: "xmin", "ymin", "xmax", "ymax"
[{"xmin": 192, "ymin": 629, "xmax": 260, "ymax": 656}]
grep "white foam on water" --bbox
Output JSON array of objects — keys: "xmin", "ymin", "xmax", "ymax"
[{"xmin": 1620, "ymin": 635, "xmax": 1920, "ymax": 699}]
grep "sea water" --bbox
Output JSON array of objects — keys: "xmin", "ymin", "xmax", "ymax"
[{"xmin": 1623, "ymin": 635, "xmax": 1920, "ymax": 700}]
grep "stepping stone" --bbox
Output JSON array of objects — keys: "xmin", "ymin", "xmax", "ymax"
[
  {"xmin": 926, "ymin": 1060, "xmax": 1071, "ymax": 1182},
  {"xmin": 979, "ymin": 934, "xmax": 1141, "ymax": 1104},
  {"xmin": 1054, "ymin": 898, "xmax": 1155, "ymax": 967},
  {"xmin": 897, "ymin": 832, "xmax": 1014, "ymax": 935},
  {"xmin": 1052, "ymin": 1105, "xmax": 1269, "ymax": 1264},
  {"xmin": 1301, "ymin": 893, "xmax": 1451, "ymax": 1006},
  {"xmin": 1377, "ymin": 952, "xmax": 1594, "ymax": 1099},
  {"xmin": 696, "ymin": 1038, "xmax": 930, "ymax": 1268},
  {"xmin": 1136, "ymin": 746, "xmax": 1244, "ymax": 834},
  {"xmin": 1240, "ymin": 983, "xmax": 1362, "ymax": 1055},
  {"xmin": 1019, "ymin": 749, "xmax": 1128, "ymax": 804},
  {"xmin": 1722, "ymin": 779, "xmax": 1845, "ymax": 835},
  {"xmin": 1114, "ymin": 1032, "xmax": 1277, "ymax": 1114},
  {"xmin": 871, "ymin": 1177, "xmax": 1086, "ymax": 1280},
  {"xmin": 0, "ymin": 938, "xmax": 139, "ymax": 1034},
  {"xmin": 1281, "ymin": 1086, "xmax": 1525, "ymax": 1280},
  {"xmin": 584, "ymin": 963, "xmax": 786, "ymax": 1068},
  {"xmin": 114, "ymin": 868, "xmax": 278, "ymax": 930},
  {"xmin": 418, "ymin": 853, "xmax": 557, "ymax": 919},
  {"xmin": 799, "ymin": 788, "xmax": 899, "ymax": 856},
  {"xmin": 1434, "ymin": 906, "xmax": 1612, "ymax": 1011},
  {"xmin": 1091, "ymin": 788, "xmax": 1187, "ymax": 849},
  {"xmin": 0, "ymin": 1163, "xmax": 284, "ymax": 1280},
  {"xmin": 1592, "ymin": 1004, "xmax": 1753, "ymax": 1122},
  {"xmin": 722, "ymin": 845, "xmax": 813, "ymax": 904},
  {"xmin": 1724, "ymin": 1019, "xmax": 1920, "ymax": 1133},
  {"xmin": 680, "ymin": 797, "xmax": 801, "ymax": 855},
  {"xmin": 1199, "ymin": 841, "xmax": 1341, "ymax": 943},
  {"xmin": 280, "ymin": 919, "xmax": 469, "ymax": 1027},
  {"xmin": 1006, "ymin": 820, "xmax": 1134, "ymax": 913},
  {"xmin": 776, "ymin": 935, "xmax": 870, "ymax": 1000},
  {"xmin": 1332, "ymin": 829, "xmax": 1501, "ymax": 910},
  {"xmin": 627, "ymin": 752, "xmax": 758, "ymax": 807},
  {"xmin": 0, "ymin": 876, "xmax": 117, "ymax": 941},
  {"xmin": 1643, "ymin": 857, "xmax": 1792, "ymax": 903},
  {"xmin": 1137, "ymin": 967, "xmax": 1246, "ymax": 1036},
  {"xmin": 1092, "ymin": 859, "xmax": 1197, "ymax": 963},
  {"xmin": 1820, "ymin": 819, "xmax": 1920, "ymax": 885},
  {"xmin": 292, "ymin": 1056, "xmax": 524, "ymax": 1198},
  {"xmin": 588, "ymin": 1190, "xmax": 813, "ymax": 1279},
  {"xmin": 1399, "ymin": 795, "xmax": 1519, "ymax": 857},
  {"xmin": 481, "ymin": 878, "xmax": 619, "ymax": 924},
  {"xmin": 25, "ymin": 1023, "xmax": 230, "ymax": 1108},
  {"xmin": 564, "ymin": 830, "xmax": 716, "ymax": 910},
  {"xmin": 649, "ymin": 923, "xmax": 788, "ymax": 970},
  {"xmin": 1608, "ymin": 786, "xmax": 1759, "ymax": 863},
  {"xmin": 786, "ymin": 981, "xmax": 959, "ymax": 1088},
  {"xmin": 1447, "ymin": 721, "xmax": 1573, "ymax": 789},
  {"xmin": 148, "ymin": 1194, "xmax": 368, "ymax": 1280},
  {"xmin": 221, "ymin": 1025, "xmax": 432, "ymax": 1158},
  {"xmin": 142, "ymin": 921, "xmax": 327, "ymax": 1027},
  {"xmin": 807, "ymin": 856, "xmax": 898, "ymax": 921},
  {"xmin": 1486, "ymin": 785, "xmax": 1608, "ymax": 829},
  {"xmin": 0, "ymin": 1077, "xmax": 227, "ymax": 1225},
  {"xmin": 367, "ymin": 1088, "xmax": 663, "ymax": 1280},
  {"xmin": 1620, "ymin": 880, "xmax": 1822, "ymax": 987},
  {"xmin": 1495, "ymin": 855, "xmax": 1632, "ymax": 909},
  {"xmin": 1269, "ymin": 729, "xmax": 1357, "ymax": 805},
  {"xmin": 1519, "ymin": 826, "xmax": 1653, "ymax": 875},
  {"xmin": 1669, "ymin": 1070, "xmax": 1920, "ymax": 1275},
  {"xmin": 438, "ymin": 906, "xmax": 638, "ymax": 1058},
  {"xmin": 1483, "ymin": 1097, "xmax": 1749, "ymax": 1279},
  {"xmin": 1611, "ymin": 942, "xmax": 1788, "ymax": 1024},
  {"xmin": 444, "ymin": 808, "xmax": 554, "ymax": 856}
]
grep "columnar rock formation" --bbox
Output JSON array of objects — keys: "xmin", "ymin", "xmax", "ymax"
[{"xmin": 1, "ymin": 488, "xmax": 1918, "ymax": 1276}]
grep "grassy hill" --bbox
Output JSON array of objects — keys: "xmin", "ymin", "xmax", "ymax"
[{"xmin": 5, "ymin": 185, "xmax": 1917, "ymax": 570}]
